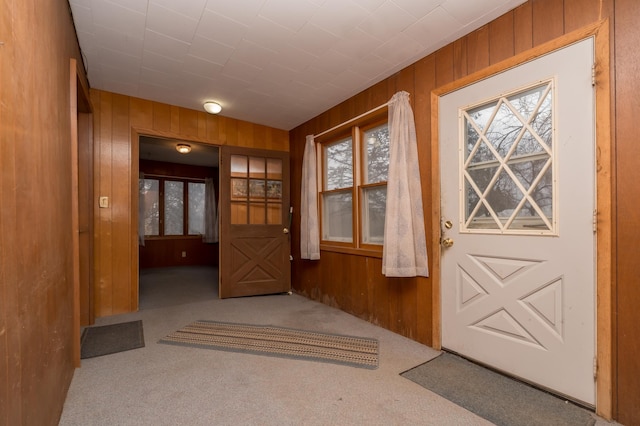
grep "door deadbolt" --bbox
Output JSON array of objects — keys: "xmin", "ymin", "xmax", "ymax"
[{"xmin": 444, "ymin": 220, "xmax": 453, "ymax": 229}]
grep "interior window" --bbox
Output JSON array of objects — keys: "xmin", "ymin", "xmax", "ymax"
[{"xmin": 139, "ymin": 177, "xmax": 206, "ymax": 237}]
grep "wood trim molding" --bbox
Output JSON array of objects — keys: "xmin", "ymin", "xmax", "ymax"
[
  {"xmin": 593, "ymin": 19, "xmax": 613, "ymax": 420},
  {"xmin": 430, "ymin": 20, "xmax": 613, "ymax": 419},
  {"xmin": 70, "ymin": 59, "xmax": 81, "ymax": 368}
]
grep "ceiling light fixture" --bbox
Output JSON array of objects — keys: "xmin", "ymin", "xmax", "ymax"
[
  {"xmin": 203, "ymin": 101, "xmax": 222, "ymax": 114},
  {"xmin": 176, "ymin": 144, "xmax": 191, "ymax": 154}
]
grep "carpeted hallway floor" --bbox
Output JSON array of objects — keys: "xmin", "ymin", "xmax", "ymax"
[{"xmin": 59, "ymin": 266, "xmax": 613, "ymax": 426}]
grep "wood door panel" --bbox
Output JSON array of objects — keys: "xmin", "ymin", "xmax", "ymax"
[{"xmin": 220, "ymin": 147, "xmax": 290, "ymax": 298}]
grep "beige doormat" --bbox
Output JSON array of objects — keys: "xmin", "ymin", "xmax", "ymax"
[{"xmin": 159, "ymin": 320, "xmax": 379, "ymax": 369}]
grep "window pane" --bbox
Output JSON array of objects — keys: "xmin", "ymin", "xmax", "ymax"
[
  {"xmin": 249, "ymin": 157, "xmax": 265, "ymax": 178},
  {"xmin": 363, "ymin": 124, "xmax": 389, "ymax": 184},
  {"xmin": 324, "ymin": 138, "xmax": 353, "ymax": 190},
  {"xmin": 322, "ymin": 191, "xmax": 353, "ymax": 242},
  {"xmin": 142, "ymin": 179, "xmax": 159, "ymax": 235},
  {"xmin": 463, "ymin": 81, "xmax": 554, "ymax": 233},
  {"xmin": 231, "ymin": 155, "xmax": 247, "ymax": 177},
  {"xmin": 164, "ymin": 180, "xmax": 184, "ymax": 235},
  {"xmin": 267, "ymin": 158, "xmax": 282, "ymax": 179},
  {"xmin": 361, "ymin": 186, "xmax": 386, "ymax": 244},
  {"xmin": 188, "ymin": 182, "xmax": 205, "ymax": 235}
]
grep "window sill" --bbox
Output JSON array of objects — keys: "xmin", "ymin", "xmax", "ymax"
[
  {"xmin": 143, "ymin": 235, "xmax": 204, "ymax": 241},
  {"xmin": 319, "ymin": 244, "xmax": 382, "ymax": 258}
]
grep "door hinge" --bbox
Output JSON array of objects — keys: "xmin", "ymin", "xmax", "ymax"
[
  {"xmin": 593, "ymin": 209, "xmax": 597, "ymax": 233},
  {"xmin": 591, "ymin": 63, "xmax": 596, "ymax": 87},
  {"xmin": 593, "ymin": 357, "xmax": 598, "ymax": 379}
]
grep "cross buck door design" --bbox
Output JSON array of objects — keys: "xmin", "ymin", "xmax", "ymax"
[
  {"xmin": 219, "ymin": 147, "xmax": 291, "ymax": 298},
  {"xmin": 439, "ymin": 38, "xmax": 596, "ymax": 406}
]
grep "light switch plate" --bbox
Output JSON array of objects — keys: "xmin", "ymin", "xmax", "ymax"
[{"xmin": 99, "ymin": 196, "xmax": 109, "ymax": 208}]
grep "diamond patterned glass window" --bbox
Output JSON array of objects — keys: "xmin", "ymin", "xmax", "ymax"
[{"xmin": 461, "ymin": 81, "xmax": 555, "ymax": 233}]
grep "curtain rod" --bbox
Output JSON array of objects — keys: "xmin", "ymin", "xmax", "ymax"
[{"xmin": 312, "ymin": 101, "xmax": 390, "ymax": 139}]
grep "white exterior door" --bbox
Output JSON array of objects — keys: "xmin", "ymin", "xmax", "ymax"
[{"xmin": 439, "ymin": 38, "xmax": 596, "ymax": 406}]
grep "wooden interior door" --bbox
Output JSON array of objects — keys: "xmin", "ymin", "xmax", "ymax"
[
  {"xmin": 219, "ymin": 147, "xmax": 291, "ymax": 298},
  {"xmin": 439, "ymin": 38, "xmax": 596, "ymax": 405}
]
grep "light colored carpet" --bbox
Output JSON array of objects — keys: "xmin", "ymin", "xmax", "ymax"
[{"xmin": 59, "ymin": 266, "xmax": 616, "ymax": 426}]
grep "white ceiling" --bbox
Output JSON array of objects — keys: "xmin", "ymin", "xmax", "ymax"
[{"xmin": 69, "ymin": 0, "xmax": 526, "ymax": 131}]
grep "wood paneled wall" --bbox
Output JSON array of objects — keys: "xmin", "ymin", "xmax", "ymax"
[
  {"xmin": 0, "ymin": 0, "xmax": 87, "ymax": 424},
  {"xmin": 612, "ymin": 1, "xmax": 640, "ymax": 424},
  {"xmin": 290, "ymin": 0, "xmax": 640, "ymax": 422},
  {"xmin": 91, "ymin": 90, "xmax": 289, "ymax": 317},
  {"xmin": 292, "ymin": 0, "xmax": 601, "ymax": 347}
]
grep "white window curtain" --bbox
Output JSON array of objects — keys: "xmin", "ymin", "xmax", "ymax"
[
  {"xmin": 138, "ymin": 172, "xmax": 145, "ymax": 246},
  {"xmin": 300, "ymin": 135, "xmax": 320, "ymax": 260},
  {"xmin": 382, "ymin": 91, "xmax": 429, "ymax": 277},
  {"xmin": 203, "ymin": 177, "xmax": 218, "ymax": 243}
]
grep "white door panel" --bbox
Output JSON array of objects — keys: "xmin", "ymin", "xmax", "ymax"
[{"xmin": 440, "ymin": 38, "xmax": 595, "ymax": 405}]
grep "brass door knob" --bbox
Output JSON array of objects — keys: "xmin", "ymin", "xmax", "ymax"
[
  {"xmin": 283, "ymin": 228, "xmax": 289, "ymax": 234},
  {"xmin": 442, "ymin": 237, "xmax": 454, "ymax": 248}
]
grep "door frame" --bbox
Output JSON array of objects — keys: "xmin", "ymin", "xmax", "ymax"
[
  {"xmin": 131, "ymin": 128, "xmax": 221, "ymax": 311},
  {"xmin": 70, "ymin": 58, "xmax": 93, "ymax": 367},
  {"xmin": 430, "ymin": 20, "xmax": 613, "ymax": 419}
]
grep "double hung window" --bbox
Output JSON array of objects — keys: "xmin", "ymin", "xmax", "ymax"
[{"xmin": 319, "ymin": 120, "xmax": 389, "ymax": 251}]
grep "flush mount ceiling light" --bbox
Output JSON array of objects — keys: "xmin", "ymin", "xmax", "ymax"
[
  {"xmin": 176, "ymin": 144, "xmax": 191, "ymax": 154},
  {"xmin": 203, "ymin": 101, "xmax": 222, "ymax": 114}
]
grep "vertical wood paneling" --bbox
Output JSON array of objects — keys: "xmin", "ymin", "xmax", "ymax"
[
  {"xmin": 170, "ymin": 106, "xmax": 180, "ymax": 133},
  {"xmin": 490, "ymin": 12, "xmax": 515, "ymax": 64},
  {"xmin": 0, "ymin": 2, "xmax": 19, "ymax": 421},
  {"xmin": 532, "ymin": 0, "xmax": 564, "ymax": 46},
  {"xmin": 152, "ymin": 102, "xmax": 172, "ymax": 132},
  {"xmin": 179, "ymin": 108, "xmax": 199, "ymax": 137},
  {"xmin": 514, "ymin": 3, "xmax": 534, "ymax": 53},
  {"xmin": 414, "ymin": 54, "xmax": 436, "ymax": 344},
  {"xmin": 92, "ymin": 90, "xmax": 288, "ymax": 317},
  {"xmin": 130, "ymin": 97, "xmax": 153, "ymax": 129},
  {"xmin": 96, "ymin": 91, "xmax": 114, "ymax": 316},
  {"xmin": 613, "ymin": 1, "xmax": 640, "ymax": 422},
  {"xmin": 435, "ymin": 45, "xmax": 454, "ymax": 87},
  {"xmin": 565, "ymin": 0, "xmax": 602, "ymax": 32},
  {"xmin": 397, "ymin": 66, "xmax": 415, "ymax": 99},
  {"xmin": 453, "ymin": 38, "xmax": 468, "ymax": 80},
  {"xmin": 467, "ymin": 25, "xmax": 490, "ymax": 74},
  {"xmin": 111, "ymin": 94, "xmax": 132, "ymax": 314},
  {"xmin": 1, "ymin": 0, "xmax": 85, "ymax": 423}
]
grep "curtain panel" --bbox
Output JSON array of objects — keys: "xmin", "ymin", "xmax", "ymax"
[
  {"xmin": 300, "ymin": 135, "xmax": 320, "ymax": 260},
  {"xmin": 382, "ymin": 91, "xmax": 429, "ymax": 277}
]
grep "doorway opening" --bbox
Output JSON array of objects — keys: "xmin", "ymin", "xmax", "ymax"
[{"xmin": 137, "ymin": 135, "xmax": 220, "ymax": 310}]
